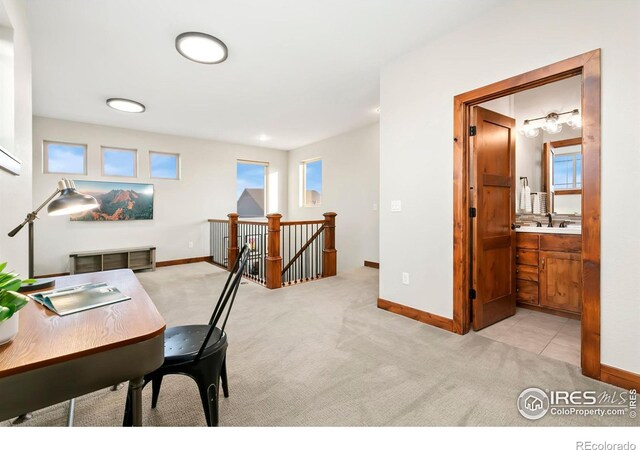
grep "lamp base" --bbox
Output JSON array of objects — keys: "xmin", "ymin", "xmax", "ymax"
[{"xmin": 18, "ymin": 278, "xmax": 55, "ymax": 293}]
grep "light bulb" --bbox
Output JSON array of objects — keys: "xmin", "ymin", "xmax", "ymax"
[
  {"xmin": 520, "ymin": 120, "xmax": 539, "ymax": 138},
  {"xmin": 567, "ymin": 109, "xmax": 582, "ymax": 129},
  {"xmin": 542, "ymin": 113, "xmax": 562, "ymax": 134}
]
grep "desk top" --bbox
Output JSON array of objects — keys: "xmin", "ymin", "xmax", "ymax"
[{"xmin": 0, "ymin": 269, "xmax": 166, "ymax": 377}]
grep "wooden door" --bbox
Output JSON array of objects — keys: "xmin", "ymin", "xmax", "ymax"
[
  {"xmin": 539, "ymin": 251, "xmax": 582, "ymax": 313},
  {"xmin": 471, "ymin": 107, "xmax": 517, "ymax": 330}
]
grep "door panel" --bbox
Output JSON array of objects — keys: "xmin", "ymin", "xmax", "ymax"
[
  {"xmin": 472, "ymin": 107, "xmax": 517, "ymax": 330},
  {"xmin": 539, "ymin": 251, "xmax": 582, "ymax": 313}
]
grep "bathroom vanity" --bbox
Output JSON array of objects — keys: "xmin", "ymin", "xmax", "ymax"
[{"xmin": 515, "ymin": 228, "xmax": 582, "ymax": 318}]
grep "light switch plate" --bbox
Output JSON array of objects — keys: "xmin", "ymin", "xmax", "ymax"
[
  {"xmin": 402, "ymin": 272, "xmax": 410, "ymax": 285},
  {"xmin": 391, "ymin": 200, "xmax": 402, "ymax": 212}
]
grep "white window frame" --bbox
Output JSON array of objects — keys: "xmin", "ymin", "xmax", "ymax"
[
  {"xmin": 149, "ymin": 151, "xmax": 181, "ymax": 180},
  {"xmin": 43, "ymin": 140, "xmax": 88, "ymax": 175},
  {"xmin": 552, "ymin": 151, "xmax": 582, "ymax": 190},
  {"xmin": 300, "ymin": 157, "xmax": 322, "ymax": 208},
  {"xmin": 101, "ymin": 146, "xmax": 138, "ymax": 178},
  {"xmin": 236, "ymin": 159, "xmax": 269, "ymax": 218}
]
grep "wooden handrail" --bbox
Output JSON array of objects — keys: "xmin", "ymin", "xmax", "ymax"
[
  {"xmin": 280, "ymin": 220, "xmax": 325, "ymax": 226},
  {"xmin": 208, "ymin": 219, "xmax": 228, "ymax": 223},
  {"xmin": 281, "ymin": 224, "xmax": 325, "ymax": 275}
]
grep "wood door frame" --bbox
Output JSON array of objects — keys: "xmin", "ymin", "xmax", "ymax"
[{"xmin": 452, "ymin": 49, "xmax": 601, "ymax": 380}]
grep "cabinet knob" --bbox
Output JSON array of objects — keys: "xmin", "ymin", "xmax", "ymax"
[
  {"xmin": 516, "ymin": 288, "xmax": 520, "ymax": 293},
  {"xmin": 516, "ymin": 254, "xmax": 519, "ymax": 259}
]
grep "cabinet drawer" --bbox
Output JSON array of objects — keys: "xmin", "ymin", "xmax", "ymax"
[
  {"xmin": 540, "ymin": 234, "xmax": 581, "ymax": 252},
  {"xmin": 516, "ymin": 233, "xmax": 539, "ymax": 249},
  {"xmin": 516, "ymin": 264, "xmax": 538, "ymax": 282},
  {"xmin": 516, "ymin": 249, "xmax": 539, "ymax": 266},
  {"xmin": 516, "ymin": 279, "xmax": 539, "ymax": 305}
]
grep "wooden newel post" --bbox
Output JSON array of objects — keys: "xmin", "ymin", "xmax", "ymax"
[
  {"xmin": 227, "ymin": 213, "xmax": 239, "ymax": 271},
  {"xmin": 265, "ymin": 213, "xmax": 282, "ymax": 289},
  {"xmin": 322, "ymin": 212, "xmax": 337, "ymax": 277}
]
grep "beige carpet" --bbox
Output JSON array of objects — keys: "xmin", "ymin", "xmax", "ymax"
[{"xmin": 2, "ymin": 263, "xmax": 636, "ymax": 426}]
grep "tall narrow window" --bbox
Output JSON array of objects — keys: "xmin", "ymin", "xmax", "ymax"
[
  {"xmin": 101, "ymin": 146, "xmax": 137, "ymax": 177},
  {"xmin": 150, "ymin": 151, "xmax": 180, "ymax": 179},
  {"xmin": 237, "ymin": 160, "xmax": 267, "ymax": 218},
  {"xmin": 44, "ymin": 141, "xmax": 87, "ymax": 174},
  {"xmin": 302, "ymin": 158, "xmax": 322, "ymax": 207},
  {"xmin": 553, "ymin": 152, "xmax": 581, "ymax": 190}
]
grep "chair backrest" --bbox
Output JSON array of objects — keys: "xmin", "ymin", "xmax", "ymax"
[{"xmin": 195, "ymin": 243, "xmax": 251, "ymax": 361}]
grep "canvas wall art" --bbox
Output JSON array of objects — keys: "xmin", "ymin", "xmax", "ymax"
[{"xmin": 71, "ymin": 180, "xmax": 154, "ymax": 221}]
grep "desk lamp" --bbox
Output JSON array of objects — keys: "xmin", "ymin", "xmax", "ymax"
[{"xmin": 8, "ymin": 179, "xmax": 99, "ymax": 292}]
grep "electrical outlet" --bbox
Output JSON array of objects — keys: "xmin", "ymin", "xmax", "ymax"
[
  {"xmin": 188, "ymin": 241, "xmax": 194, "ymax": 248},
  {"xmin": 373, "ymin": 203, "xmax": 378, "ymax": 211},
  {"xmin": 402, "ymin": 272, "xmax": 410, "ymax": 285},
  {"xmin": 391, "ymin": 200, "xmax": 402, "ymax": 212}
]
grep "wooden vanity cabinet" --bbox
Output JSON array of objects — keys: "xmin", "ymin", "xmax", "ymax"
[{"xmin": 515, "ymin": 233, "xmax": 582, "ymax": 316}]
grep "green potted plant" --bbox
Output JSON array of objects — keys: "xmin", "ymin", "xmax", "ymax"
[{"xmin": 0, "ymin": 262, "xmax": 34, "ymax": 345}]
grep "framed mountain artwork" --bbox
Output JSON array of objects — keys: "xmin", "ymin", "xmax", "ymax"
[{"xmin": 70, "ymin": 180, "xmax": 154, "ymax": 221}]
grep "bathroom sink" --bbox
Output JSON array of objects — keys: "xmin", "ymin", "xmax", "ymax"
[{"xmin": 516, "ymin": 225, "xmax": 581, "ymax": 235}]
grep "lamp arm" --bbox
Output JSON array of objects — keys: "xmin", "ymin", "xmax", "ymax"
[{"xmin": 7, "ymin": 188, "xmax": 61, "ymax": 237}]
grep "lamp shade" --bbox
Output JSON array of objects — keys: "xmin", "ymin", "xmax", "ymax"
[{"xmin": 47, "ymin": 179, "xmax": 99, "ymax": 216}]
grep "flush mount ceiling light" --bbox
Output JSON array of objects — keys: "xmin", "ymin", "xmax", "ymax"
[
  {"xmin": 519, "ymin": 109, "xmax": 581, "ymax": 138},
  {"xmin": 106, "ymin": 98, "xmax": 146, "ymax": 113},
  {"xmin": 257, "ymin": 134, "xmax": 271, "ymax": 142},
  {"xmin": 175, "ymin": 32, "xmax": 228, "ymax": 64}
]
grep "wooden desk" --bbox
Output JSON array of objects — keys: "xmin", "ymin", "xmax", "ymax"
[{"xmin": 0, "ymin": 269, "xmax": 165, "ymax": 426}]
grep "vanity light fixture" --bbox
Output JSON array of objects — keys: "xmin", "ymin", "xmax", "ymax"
[
  {"xmin": 106, "ymin": 98, "xmax": 146, "ymax": 113},
  {"xmin": 175, "ymin": 32, "xmax": 228, "ymax": 64},
  {"xmin": 519, "ymin": 109, "xmax": 581, "ymax": 138}
]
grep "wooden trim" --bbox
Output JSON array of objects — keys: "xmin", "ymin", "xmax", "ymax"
[
  {"xmin": 452, "ymin": 50, "xmax": 601, "ymax": 380},
  {"xmin": 156, "ymin": 256, "xmax": 211, "ymax": 267},
  {"xmin": 364, "ymin": 261, "xmax": 379, "ymax": 269},
  {"xmin": 35, "ymin": 272, "xmax": 70, "ymax": 279},
  {"xmin": 377, "ymin": 298, "xmax": 454, "ymax": 332},
  {"xmin": 516, "ymin": 302, "xmax": 580, "ymax": 320},
  {"xmin": 550, "ymin": 137, "xmax": 582, "ymax": 149},
  {"xmin": 601, "ymin": 365, "xmax": 640, "ymax": 391},
  {"xmin": 555, "ymin": 188, "xmax": 581, "ymax": 195}
]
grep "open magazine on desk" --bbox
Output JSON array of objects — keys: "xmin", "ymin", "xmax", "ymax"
[{"xmin": 29, "ymin": 282, "xmax": 131, "ymax": 316}]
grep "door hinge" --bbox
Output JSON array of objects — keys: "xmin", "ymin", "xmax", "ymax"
[
  {"xmin": 469, "ymin": 207, "xmax": 477, "ymax": 218},
  {"xmin": 469, "ymin": 125, "xmax": 477, "ymax": 136},
  {"xmin": 469, "ymin": 289, "xmax": 477, "ymax": 300}
]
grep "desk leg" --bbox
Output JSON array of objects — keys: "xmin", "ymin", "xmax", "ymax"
[{"xmin": 129, "ymin": 376, "xmax": 144, "ymax": 427}]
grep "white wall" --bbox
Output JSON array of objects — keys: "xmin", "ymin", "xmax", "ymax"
[
  {"xmin": 0, "ymin": 0, "xmax": 31, "ymax": 277},
  {"xmin": 380, "ymin": 0, "xmax": 640, "ymax": 373},
  {"xmin": 32, "ymin": 117, "xmax": 288, "ymax": 275},
  {"xmin": 288, "ymin": 123, "xmax": 379, "ymax": 271}
]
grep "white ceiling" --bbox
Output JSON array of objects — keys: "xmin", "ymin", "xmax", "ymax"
[{"xmin": 27, "ymin": 0, "xmax": 506, "ymax": 150}]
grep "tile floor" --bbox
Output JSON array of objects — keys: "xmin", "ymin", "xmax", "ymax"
[{"xmin": 475, "ymin": 307, "xmax": 581, "ymax": 366}]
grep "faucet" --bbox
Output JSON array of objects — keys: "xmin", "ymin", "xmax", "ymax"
[
  {"xmin": 559, "ymin": 220, "xmax": 571, "ymax": 228},
  {"xmin": 535, "ymin": 221, "xmax": 542, "ymax": 227},
  {"xmin": 546, "ymin": 213, "xmax": 553, "ymax": 228}
]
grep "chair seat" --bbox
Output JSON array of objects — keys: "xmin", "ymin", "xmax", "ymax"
[{"xmin": 164, "ymin": 325, "xmax": 225, "ymax": 364}]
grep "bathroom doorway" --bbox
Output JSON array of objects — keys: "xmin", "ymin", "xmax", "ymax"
[{"xmin": 451, "ymin": 50, "xmax": 602, "ymax": 380}]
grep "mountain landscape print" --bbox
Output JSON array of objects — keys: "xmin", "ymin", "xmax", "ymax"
[{"xmin": 71, "ymin": 180, "xmax": 154, "ymax": 221}]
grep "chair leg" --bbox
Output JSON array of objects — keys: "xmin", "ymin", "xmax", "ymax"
[
  {"xmin": 151, "ymin": 375, "xmax": 164, "ymax": 408},
  {"xmin": 221, "ymin": 358, "xmax": 229, "ymax": 398},
  {"xmin": 122, "ymin": 386, "xmax": 132, "ymax": 427},
  {"xmin": 195, "ymin": 377, "xmax": 219, "ymax": 427}
]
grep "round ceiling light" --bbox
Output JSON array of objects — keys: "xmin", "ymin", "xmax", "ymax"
[
  {"xmin": 106, "ymin": 98, "xmax": 146, "ymax": 113},
  {"xmin": 175, "ymin": 32, "xmax": 228, "ymax": 64}
]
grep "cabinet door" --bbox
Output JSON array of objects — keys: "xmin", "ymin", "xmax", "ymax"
[{"xmin": 539, "ymin": 251, "xmax": 582, "ymax": 313}]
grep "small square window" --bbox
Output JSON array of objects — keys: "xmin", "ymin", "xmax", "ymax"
[
  {"xmin": 44, "ymin": 141, "xmax": 87, "ymax": 174},
  {"xmin": 301, "ymin": 158, "xmax": 322, "ymax": 207},
  {"xmin": 102, "ymin": 147, "xmax": 137, "ymax": 177},
  {"xmin": 150, "ymin": 151, "xmax": 180, "ymax": 179}
]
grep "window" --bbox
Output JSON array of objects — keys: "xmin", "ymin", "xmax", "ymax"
[
  {"xmin": 101, "ymin": 147, "xmax": 137, "ymax": 177},
  {"xmin": 150, "ymin": 151, "xmax": 180, "ymax": 179},
  {"xmin": 237, "ymin": 160, "xmax": 267, "ymax": 218},
  {"xmin": 44, "ymin": 141, "xmax": 87, "ymax": 174},
  {"xmin": 553, "ymin": 152, "xmax": 581, "ymax": 190},
  {"xmin": 301, "ymin": 158, "xmax": 322, "ymax": 207}
]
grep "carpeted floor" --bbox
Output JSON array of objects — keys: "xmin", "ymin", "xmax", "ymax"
[{"xmin": 2, "ymin": 263, "xmax": 636, "ymax": 426}]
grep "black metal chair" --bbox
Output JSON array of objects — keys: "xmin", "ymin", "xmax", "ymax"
[{"xmin": 123, "ymin": 243, "xmax": 250, "ymax": 426}]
